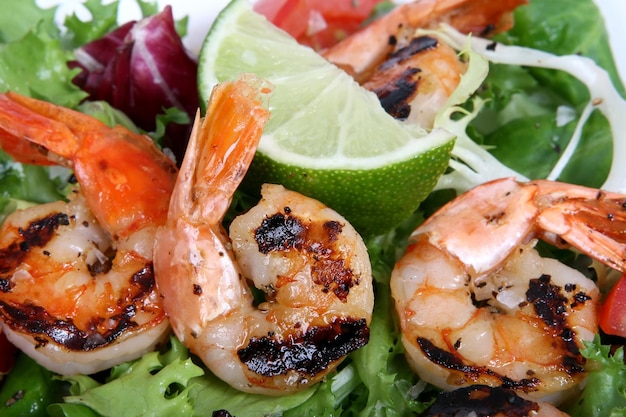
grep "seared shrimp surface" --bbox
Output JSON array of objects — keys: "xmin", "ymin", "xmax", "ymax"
[
  {"xmin": 154, "ymin": 75, "xmax": 374, "ymax": 395},
  {"xmin": 424, "ymin": 385, "xmax": 569, "ymax": 417},
  {"xmin": 320, "ymin": 0, "xmax": 525, "ymax": 129},
  {"xmin": 322, "ymin": 0, "xmax": 526, "ymax": 84},
  {"xmin": 0, "ymin": 92, "xmax": 177, "ymax": 375},
  {"xmin": 391, "ymin": 177, "xmax": 626, "ymax": 403},
  {"xmin": 361, "ymin": 34, "xmax": 468, "ymax": 128}
]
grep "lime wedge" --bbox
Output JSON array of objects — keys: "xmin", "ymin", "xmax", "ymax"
[{"xmin": 198, "ymin": 0, "xmax": 456, "ymax": 236}]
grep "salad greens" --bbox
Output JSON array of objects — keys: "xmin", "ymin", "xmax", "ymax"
[
  {"xmin": 1, "ymin": 0, "xmax": 626, "ymax": 416},
  {"xmin": 566, "ymin": 336, "xmax": 626, "ymax": 417},
  {"xmin": 68, "ymin": 1, "xmax": 198, "ymax": 161}
]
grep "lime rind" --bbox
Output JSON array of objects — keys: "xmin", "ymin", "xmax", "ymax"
[
  {"xmin": 242, "ymin": 139, "xmax": 455, "ymax": 236},
  {"xmin": 198, "ymin": 0, "xmax": 489, "ymax": 235},
  {"xmin": 198, "ymin": 0, "xmax": 456, "ymax": 169}
]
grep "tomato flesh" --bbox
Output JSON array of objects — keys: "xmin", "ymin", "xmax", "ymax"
[
  {"xmin": 599, "ymin": 273, "xmax": 626, "ymax": 337},
  {"xmin": 254, "ymin": 0, "xmax": 386, "ymax": 50}
]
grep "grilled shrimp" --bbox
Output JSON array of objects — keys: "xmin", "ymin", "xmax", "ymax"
[
  {"xmin": 323, "ymin": 0, "xmax": 527, "ymax": 82},
  {"xmin": 322, "ymin": 0, "xmax": 526, "ymax": 128},
  {"xmin": 0, "ymin": 92, "xmax": 177, "ymax": 375},
  {"xmin": 154, "ymin": 75, "xmax": 374, "ymax": 395},
  {"xmin": 361, "ymin": 34, "xmax": 468, "ymax": 128},
  {"xmin": 424, "ymin": 385, "xmax": 569, "ymax": 417},
  {"xmin": 391, "ymin": 177, "xmax": 626, "ymax": 403}
]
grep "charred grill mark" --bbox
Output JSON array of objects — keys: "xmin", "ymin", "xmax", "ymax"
[
  {"xmin": 372, "ymin": 67, "xmax": 420, "ymax": 120},
  {"xmin": 0, "ymin": 263, "xmax": 157, "ymax": 351},
  {"xmin": 0, "ymin": 212, "xmax": 70, "ymax": 292},
  {"xmin": 19, "ymin": 212, "xmax": 70, "ymax": 248},
  {"xmin": 323, "ymin": 220, "xmax": 342, "ymax": 242},
  {"xmin": 130, "ymin": 265, "xmax": 156, "ymax": 292},
  {"xmin": 369, "ymin": 36, "xmax": 440, "ymax": 120},
  {"xmin": 479, "ymin": 23, "xmax": 496, "ymax": 37},
  {"xmin": 526, "ymin": 274, "xmax": 586, "ymax": 374},
  {"xmin": 0, "ymin": 301, "xmax": 136, "ymax": 350},
  {"xmin": 417, "ymin": 338, "xmax": 540, "ymax": 391},
  {"xmin": 422, "ymin": 385, "xmax": 539, "ymax": 417},
  {"xmin": 255, "ymin": 213, "xmax": 306, "ymax": 253},
  {"xmin": 379, "ymin": 36, "xmax": 439, "ymax": 72},
  {"xmin": 238, "ymin": 317, "xmax": 369, "ymax": 377},
  {"xmin": 87, "ymin": 246, "xmax": 115, "ymax": 276},
  {"xmin": 572, "ymin": 291, "xmax": 592, "ymax": 308},
  {"xmin": 313, "ymin": 258, "xmax": 354, "ymax": 301},
  {"xmin": 212, "ymin": 411, "xmax": 234, "ymax": 417},
  {"xmin": 254, "ymin": 213, "xmax": 358, "ymax": 302}
]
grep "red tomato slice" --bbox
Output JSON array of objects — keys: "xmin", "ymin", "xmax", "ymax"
[
  {"xmin": 599, "ymin": 273, "xmax": 626, "ymax": 337},
  {"xmin": 254, "ymin": 0, "xmax": 385, "ymax": 50}
]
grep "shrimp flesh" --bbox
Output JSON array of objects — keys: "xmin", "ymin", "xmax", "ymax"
[
  {"xmin": 322, "ymin": 0, "xmax": 527, "ymax": 83},
  {"xmin": 423, "ymin": 385, "xmax": 569, "ymax": 417},
  {"xmin": 321, "ymin": 0, "xmax": 526, "ymax": 128},
  {"xmin": 361, "ymin": 34, "xmax": 468, "ymax": 128},
  {"xmin": 391, "ymin": 177, "xmax": 626, "ymax": 403},
  {"xmin": 0, "ymin": 92, "xmax": 177, "ymax": 375},
  {"xmin": 154, "ymin": 75, "xmax": 374, "ymax": 395}
]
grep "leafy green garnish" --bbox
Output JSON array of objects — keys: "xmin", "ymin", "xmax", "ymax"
[
  {"xmin": 431, "ymin": 0, "xmax": 625, "ymax": 195},
  {"xmin": 0, "ymin": 353, "xmax": 65, "ymax": 417},
  {"xmin": 0, "ymin": 23, "xmax": 86, "ymax": 106},
  {"xmin": 51, "ymin": 337, "xmax": 203, "ymax": 417},
  {"xmin": 62, "ymin": 0, "xmax": 120, "ymax": 49},
  {"xmin": 0, "ymin": 0, "xmax": 58, "ymax": 43},
  {"xmin": 567, "ymin": 336, "xmax": 626, "ymax": 417},
  {"xmin": 1, "ymin": 0, "xmax": 625, "ymax": 416}
]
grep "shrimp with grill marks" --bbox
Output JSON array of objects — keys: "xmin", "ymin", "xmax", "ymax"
[
  {"xmin": 153, "ymin": 75, "xmax": 374, "ymax": 395},
  {"xmin": 0, "ymin": 92, "xmax": 177, "ymax": 375},
  {"xmin": 323, "ymin": 0, "xmax": 527, "ymax": 82},
  {"xmin": 391, "ymin": 177, "xmax": 626, "ymax": 404},
  {"xmin": 423, "ymin": 385, "xmax": 569, "ymax": 417},
  {"xmin": 322, "ymin": 0, "xmax": 527, "ymax": 128}
]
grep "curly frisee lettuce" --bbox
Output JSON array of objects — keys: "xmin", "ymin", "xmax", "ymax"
[{"xmin": 431, "ymin": 24, "xmax": 626, "ymax": 194}]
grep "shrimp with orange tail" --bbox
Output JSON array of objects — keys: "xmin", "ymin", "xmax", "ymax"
[
  {"xmin": 154, "ymin": 75, "xmax": 374, "ymax": 395},
  {"xmin": 391, "ymin": 177, "xmax": 626, "ymax": 404},
  {"xmin": 0, "ymin": 92, "xmax": 177, "ymax": 375},
  {"xmin": 323, "ymin": 0, "xmax": 527, "ymax": 82},
  {"xmin": 322, "ymin": 0, "xmax": 527, "ymax": 128}
]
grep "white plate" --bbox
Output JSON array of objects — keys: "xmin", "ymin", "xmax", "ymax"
[{"xmin": 35, "ymin": 0, "xmax": 626, "ymax": 85}]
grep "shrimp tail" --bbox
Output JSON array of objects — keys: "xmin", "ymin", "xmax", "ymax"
[
  {"xmin": 0, "ymin": 92, "xmax": 181, "ymax": 375},
  {"xmin": 533, "ymin": 180, "xmax": 626, "ymax": 273},
  {"xmin": 155, "ymin": 75, "xmax": 374, "ymax": 394},
  {"xmin": 171, "ymin": 74, "xmax": 273, "ymax": 224},
  {"xmin": 0, "ymin": 91, "xmax": 178, "ymax": 237},
  {"xmin": 154, "ymin": 74, "xmax": 272, "ymax": 339},
  {"xmin": 0, "ymin": 92, "xmax": 80, "ymax": 166},
  {"xmin": 322, "ymin": 0, "xmax": 527, "ymax": 83}
]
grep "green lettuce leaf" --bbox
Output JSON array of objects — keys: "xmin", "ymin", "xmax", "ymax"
[
  {"xmin": 0, "ymin": 24, "xmax": 85, "ymax": 106},
  {"xmin": 0, "ymin": 150, "xmax": 70, "ymax": 206},
  {"xmin": 464, "ymin": 0, "xmax": 621, "ymax": 190},
  {"xmin": 0, "ymin": 0, "xmax": 58, "ymax": 43},
  {"xmin": 500, "ymin": 0, "xmax": 625, "ymax": 102},
  {"xmin": 62, "ymin": 0, "xmax": 120, "ymax": 49},
  {"xmin": 566, "ymin": 336, "xmax": 626, "ymax": 417},
  {"xmin": 188, "ymin": 375, "xmax": 315, "ymax": 417},
  {"xmin": 51, "ymin": 337, "xmax": 203, "ymax": 417}
]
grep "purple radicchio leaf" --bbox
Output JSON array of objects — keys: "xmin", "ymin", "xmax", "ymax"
[{"xmin": 70, "ymin": 6, "xmax": 198, "ymax": 162}]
